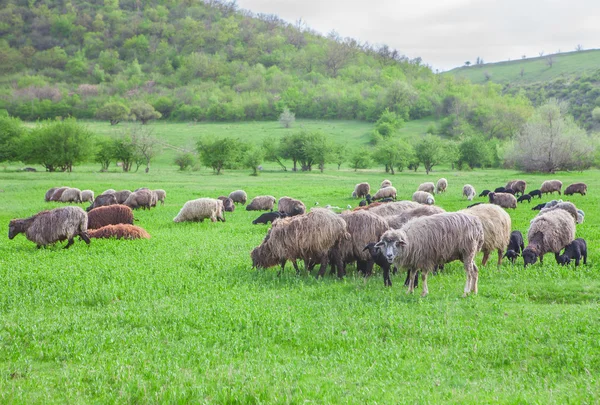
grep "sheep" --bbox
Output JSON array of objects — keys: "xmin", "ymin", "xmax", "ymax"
[
  {"xmin": 539, "ymin": 201, "xmax": 580, "ymax": 224},
  {"xmin": 506, "ymin": 180, "xmax": 527, "ymax": 196},
  {"xmin": 386, "ymin": 205, "xmax": 446, "ymax": 230},
  {"xmin": 504, "ymin": 188, "xmax": 516, "ymax": 195},
  {"xmin": 251, "ymin": 208, "xmax": 349, "ymax": 278},
  {"xmin": 459, "ymin": 203, "xmax": 511, "ymax": 268},
  {"xmin": 59, "ymin": 187, "xmax": 82, "ymax": 203},
  {"xmin": 8, "ymin": 206, "xmax": 90, "ymax": 249},
  {"xmin": 564, "ymin": 183, "xmax": 587, "ymax": 196},
  {"xmin": 113, "ymin": 190, "xmax": 133, "ymax": 204},
  {"xmin": 523, "ymin": 209, "xmax": 575, "ymax": 267},
  {"xmin": 372, "ymin": 186, "xmax": 397, "ymax": 201},
  {"xmin": 81, "ymin": 190, "xmax": 94, "ymax": 203},
  {"xmin": 479, "ymin": 190, "xmax": 491, "ymax": 197},
  {"xmin": 517, "ymin": 194, "xmax": 532, "ymax": 203},
  {"xmin": 380, "ymin": 179, "xmax": 392, "ymax": 189},
  {"xmin": 351, "ymin": 183, "xmax": 370, "ymax": 199},
  {"xmin": 154, "ymin": 189, "xmax": 166, "ymax": 205},
  {"xmin": 488, "ymin": 192, "xmax": 517, "ymax": 209},
  {"xmin": 529, "ymin": 189, "xmax": 542, "ymax": 199},
  {"xmin": 246, "ymin": 195, "xmax": 276, "ymax": 211},
  {"xmin": 87, "ymin": 194, "xmax": 118, "ymax": 212},
  {"xmin": 435, "ymin": 178, "xmax": 448, "ymax": 194},
  {"xmin": 503, "ymin": 230, "xmax": 525, "ymax": 264},
  {"xmin": 375, "ymin": 212, "xmax": 485, "ymax": 297},
  {"xmin": 100, "ymin": 189, "xmax": 116, "ymax": 196},
  {"xmin": 149, "ymin": 190, "xmax": 159, "ymax": 208},
  {"xmin": 123, "ymin": 189, "xmax": 152, "ymax": 210},
  {"xmin": 467, "ymin": 202, "xmax": 483, "ymax": 208},
  {"xmin": 363, "ymin": 242, "xmax": 398, "ymax": 287},
  {"xmin": 412, "ymin": 191, "xmax": 435, "ymax": 205},
  {"xmin": 494, "ymin": 187, "xmax": 506, "ymax": 193},
  {"xmin": 229, "ymin": 190, "xmax": 248, "ymax": 205},
  {"xmin": 44, "ymin": 187, "xmax": 58, "ymax": 202},
  {"xmin": 463, "ymin": 184, "xmax": 476, "ymax": 201},
  {"xmin": 277, "ymin": 196, "xmax": 306, "ymax": 216},
  {"xmin": 87, "ymin": 204, "xmax": 134, "ymax": 230},
  {"xmin": 173, "ymin": 198, "xmax": 225, "ymax": 223},
  {"xmin": 328, "ymin": 210, "xmax": 390, "ymax": 278},
  {"xmin": 531, "ymin": 203, "xmax": 546, "ymax": 211},
  {"xmin": 555, "ymin": 238, "xmax": 587, "ymax": 267},
  {"xmin": 540, "ymin": 180, "xmax": 563, "ymax": 196},
  {"xmin": 358, "ymin": 195, "xmax": 371, "ymax": 207},
  {"xmin": 417, "ymin": 182, "xmax": 435, "ymax": 194},
  {"xmin": 49, "ymin": 187, "xmax": 69, "ymax": 202},
  {"xmin": 217, "ymin": 196, "xmax": 235, "ymax": 212},
  {"xmin": 88, "ymin": 224, "xmax": 150, "ymax": 240},
  {"xmin": 252, "ymin": 212, "xmax": 287, "ymax": 225},
  {"xmin": 367, "ymin": 200, "xmax": 421, "ymax": 217}
]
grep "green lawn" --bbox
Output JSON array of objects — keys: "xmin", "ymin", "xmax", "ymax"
[{"xmin": 1, "ymin": 151, "xmax": 600, "ymax": 402}]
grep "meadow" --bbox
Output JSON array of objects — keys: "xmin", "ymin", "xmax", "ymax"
[{"xmin": 1, "ymin": 154, "xmax": 600, "ymax": 402}]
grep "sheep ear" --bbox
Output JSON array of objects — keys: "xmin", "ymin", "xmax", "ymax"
[
  {"xmin": 395, "ymin": 239, "xmax": 407, "ymax": 247},
  {"xmin": 374, "ymin": 241, "xmax": 384, "ymax": 248},
  {"xmin": 362, "ymin": 245, "xmax": 370, "ymax": 252}
]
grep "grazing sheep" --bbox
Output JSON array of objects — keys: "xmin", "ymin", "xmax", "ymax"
[
  {"xmin": 44, "ymin": 187, "xmax": 58, "ymax": 202},
  {"xmin": 412, "ymin": 191, "xmax": 435, "ymax": 205},
  {"xmin": 246, "ymin": 195, "xmax": 276, "ymax": 211},
  {"xmin": 479, "ymin": 190, "xmax": 491, "ymax": 197},
  {"xmin": 375, "ymin": 212, "xmax": 485, "ymax": 297},
  {"xmin": 539, "ymin": 201, "xmax": 580, "ymax": 224},
  {"xmin": 8, "ymin": 206, "xmax": 90, "ymax": 249},
  {"xmin": 87, "ymin": 204, "xmax": 134, "ymax": 230},
  {"xmin": 435, "ymin": 178, "xmax": 448, "ymax": 194},
  {"xmin": 277, "ymin": 196, "xmax": 306, "ymax": 216},
  {"xmin": 88, "ymin": 224, "xmax": 150, "ymax": 240},
  {"xmin": 504, "ymin": 188, "xmax": 516, "ymax": 195},
  {"xmin": 532, "ymin": 203, "xmax": 546, "ymax": 211},
  {"xmin": 217, "ymin": 196, "xmax": 235, "ymax": 212},
  {"xmin": 154, "ymin": 189, "xmax": 166, "ymax": 205},
  {"xmin": 113, "ymin": 190, "xmax": 132, "ymax": 204},
  {"xmin": 59, "ymin": 187, "xmax": 82, "ymax": 203},
  {"xmin": 529, "ymin": 189, "xmax": 542, "ymax": 199},
  {"xmin": 251, "ymin": 208, "xmax": 349, "ymax": 277},
  {"xmin": 380, "ymin": 179, "xmax": 392, "ymax": 189},
  {"xmin": 252, "ymin": 212, "xmax": 287, "ymax": 225},
  {"xmin": 229, "ymin": 190, "xmax": 248, "ymax": 205},
  {"xmin": 363, "ymin": 242, "xmax": 398, "ymax": 287},
  {"xmin": 556, "ymin": 238, "xmax": 587, "ymax": 267},
  {"xmin": 386, "ymin": 205, "xmax": 446, "ymax": 230},
  {"xmin": 459, "ymin": 203, "xmax": 511, "ymax": 268},
  {"xmin": 372, "ymin": 186, "xmax": 397, "ymax": 201},
  {"xmin": 81, "ymin": 190, "xmax": 94, "ymax": 203},
  {"xmin": 564, "ymin": 183, "xmax": 587, "ymax": 196},
  {"xmin": 540, "ymin": 180, "xmax": 563, "ymax": 196},
  {"xmin": 506, "ymin": 180, "xmax": 527, "ymax": 196},
  {"xmin": 517, "ymin": 194, "xmax": 532, "ymax": 203},
  {"xmin": 173, "ymin": 198, "xmax": 225, "ymax": 223},
  {"xmin": 352, "ymin": 183, "xmax": 370, "ymax": 199},
  {"xmin": 488, "ymin": 192, "xmax": 517, "ymax": 209},
  {"xmin": 49, "ymin": 187, "xmax": 69, "ymax": 202},
  {"xmin": 463, "ymin": 184, "xmax": 476, "ymax": 201},
  {"xmin": 494, "ymin": 187, "xmax": 507, "ymax": 193},
  {"xmin": 87, "ymin": 194, "xmax": 118, "ymax": 212},
  {"xmin": 368, "ymin": 200, "xmax": 421, "ymax": 217},
  {"xmin": 100, "ymin": 189, "xmax": 116, "ymax": 196},
  {"xmin": 417, "ymin": 182, "xmax": 435, "ymax": 194},
  {"xmin": 123, "ymin": 190, "xmax": 152, "ymax": 210},
  {"xmin": 503, "ymin": 230, "xmax": 525, "ymax": 264},
  {"xmin": 523, "ymin": 209, "xmax": 575, "ymax": 267}
]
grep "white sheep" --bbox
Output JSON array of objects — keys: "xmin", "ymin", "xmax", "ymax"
[
  {"xmin": 173, "ymin": 198, "xmax": 225, "ymax": 223},
  {"xmin": 412, "ymin": 191, "xmax": 435, "ymax": 205},
  {"xmin": 462, "ymin": 184, "xmax": 476, "ymax": 201},
  {"xmin": 417, "ymin": 182, "xmax": 435, "ymax": 193}
]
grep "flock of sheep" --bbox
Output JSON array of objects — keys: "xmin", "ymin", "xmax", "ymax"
[{"xmin": 7, "ymin": 177, "xmax": 589, "ymax": 297}]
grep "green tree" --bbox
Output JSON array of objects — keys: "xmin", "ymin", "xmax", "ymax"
[
  {"xmin": 278, "ymin": 107, "xmax": 295, "ymax": 128},
  {"xmin": 130, "ymin": 102, "xmax": 162, "ymax": 124},
  {"xmin": 96, "ymin": 102, "xmax": 130, "ymax": 125},
  {"xmin": 242, "ymin": 144, "xmax": 264, "ymax": 175},
  {"xmin": 262, "ymin": 137, "xmax": 286, "ymax": 171},
  {"xmin": 0, "ymin": 115, "xmax": 24, "ymax": 163},
  {"xmin": 349, "ymin": 148, "xmax": 372, "ymax": 171},
  {"xmin": 112, "ymin": 136, "xmax": 136, "ymax": 172},
  {"xmin": 374, "ymin": 108, "xmax": 403, "ymax": 137},
  {"xmin": 415, "ymin": 135, "xmax": 444, "ymax": 174},
  {"xmin": 174, "ymin": 152, "xmax": 195, "ymax": 171},
  {"xmin": 95, "ymin": 137, "xmax": 115, "ymax": 171},
  {"xmin": 196, "ymin": 137, "xmax": 239, "ymax": 174},
  {"xmin": 592, "ymin": 107, "xmax": 600, "ymax": 122},
  {"xmin": 458, "ymin": 135, "xmax": 492, "ymax": 169},
  {"xmin": 372, "ymin": 138, "xmax": 413, "ymax": 174}
]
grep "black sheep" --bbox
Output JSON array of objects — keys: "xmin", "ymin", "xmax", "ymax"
[
  {"xmin": 252, "ymin": 211, "xmax": 287, "ymax": 225},
  {"xmin": 467, "ymin": 202, "xmax": 483, "ymax": 208},
  {"xmin": 532, "ymin": 203, "xmax": 546, "ymax": 211},
  {"xmin": 504, "ymin": 188, "xmax": 516, "ymax": 195},
  {"xmin": 359, "ymin": 194, "xmax": 373, "ymax": 207},
  {"xmin": 363, "ymin": 243, "xmax": 401, "ymax": 287},
  {"xmin": 379, "ymin": 197, "xmax": 394, "ymax": 203},
  {"xmin": 494, "ymin": 187, "xmax": 506, "ymax": 193},
  {"xmin": 555, "ymin": 238, "xmax": 587, "ymax": 267},
  {"xmin": 479, "ymin": 190, "xmax": 491, "ymax": 197},
  {"xmin": 517, "ymin": 194, "xmax": 532, "ymax": 203},
  {"xmin": 529, "ymin": 189, "xmax": 542, "ymax": 199},
  {"xmin": 503, "ymin": 231, "xmax": 525, "ymax": 264}
]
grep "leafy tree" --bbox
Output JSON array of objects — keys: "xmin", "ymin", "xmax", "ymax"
[
  {"xmin": 96, "ymin": 102, "xmax": 130, "ymax": 125},
  {"xmin": 262, "ymin": 137, "xmax": 287, "ymax": 171},
  {"xmin": 196, "ymin": 137, "xmax": 239, "ymax": 174},
  {"xmin": 302, "ymin": 131, "xmax": 332, "ymax": 172},
  {"xmin": 130, "ymin": 126, "xmax": 159, "ymax": 172},
  {"xmin": 0, "ymin": 115, "xmax": 25, "ymax": 163},
  {"xmin": 592, "ymin": 107, "xmax": 600, "ymax": 122},
  {"xmin": 130, "ymin": 102, "xmax": 161, "ymax": 124},
  {"xmin": 242, "ymin": 144, "xmax": 264, "ymax": 175},
  {"xmin": 349, "ymin": 148, "xmax": 372, "ymax": 171},
  {"xmin": 95, "ymin": 137, "xmax": 115, "ymax": 171},
  {"xmin": 152, "ymin": 97, "xmax": 175, "ymax": 119},
  {"xmin": 372, "ymin": 138, "xmax": 413, "ymax": 174},
  {"xmin": 333, "ymin": 144, "xmax": 346, "ymax": 170},
  {"xmin": 415, "ymin": 135, "xmax": 444, "ymax": 174},
  {"xmin": 112, "ymin": 136, "xmax": 137, "ymax": 172},
  {"xmin": 458, "ymin": 135, "xmax": 492, "ymax": 169},
  {"xmin": 280, "ymin": 132, "xmax": 305, "ymax": 171},
  {"xmin": 278, "ymin": 107, "xmax": 295, "ymax": 128},
  {"xmin": 174, "ymin": 152, "xmax": 195, "ymax": 171}
]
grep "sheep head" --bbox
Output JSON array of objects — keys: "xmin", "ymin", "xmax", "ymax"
[
  {"xmin": 8, "ymin": 220, "xmax": 22, "ymax": 240},
  {"xmin": 556, "ymin": 255, "xmax": 570, "ymax": 266},
  {"xmin": 375, "ymin": 230, "xmax": 408, "ymax": 264},
  {"xmin": 522, "ymin": 248, "xmax": 538, "ymax": 267},
  {"xmin": 251, "ymin": 245, "xmax": 278, "ymax": 269},
  {"xmin": 503, "ymin": 249, "xmax": 520, "ymax": 264}
]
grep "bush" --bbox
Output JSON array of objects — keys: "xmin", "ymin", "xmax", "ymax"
[{"xmin": 174, "ymin": 152, "xmax": 195, "ymax": 171}]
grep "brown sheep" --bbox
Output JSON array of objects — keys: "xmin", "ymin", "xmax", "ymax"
[
  {"xmin": 246, "ymin": 195, "xmax": 276, "ymax": 211},
  {"xmin": 506, "ymin": 180, "xmax": 527, "ymax": 196},
  {"xmin": 385, "ymin": 205, "xmax": 446, "ymax": 229},
  {"xmin": 218, "ymin": 196, "xmax": 235, "ymax": 212},
  {"xmin": 488, "ymin": 192, "xmax": 517, "ymax": 209},
  {"xmin": 380, "ymin": 179, "xmax": 392, "ymax": 189},
  {"xmin": 417, "ymin": 182, "xmax": 435, "ymax": 194},
  {"xmin": 123, "ymin": 189, "xmax": 153, "ymax": 210},
  {"xmin": 87, "ymin": 204, "xmax": 134, "ymax": 230},
  {"xmin": 87, "ymin": 193, "xmax": 118, "ymax": 212},
  {"xmin": 88, "ymin": 224, "xmax": 150, "ymax": 240},
  {"xmin": 564, "ymin": 183, "xmax": 587, "ymax": 196},
  {"xmin": 368, "ymin": 201, "xmax": 421, "ymax": 217},
  {"xmin": 44, "ymin": 187, "xmax": 58, "ymax": 202},
  {"xmin": 277, "ymin": 196, "xmax": 306, "ymax": 216},
  {"xmin": 540, "ymin": 180, "xmax": 563, "ymax": 196},
  {"xmin": 372, "ymin": 186, "xmax": 397, "ymax": 201},
  {"xmin": 352, "ymin": 183, "xmax": 370, "ymax": 199},
  {"xmin": 49, "ymin": 187, "xmax": 69, "ymax": 202},
  {"xmin": 114, "ymin": 190, "xmax": 133, "ymax": 204},
  {"xmin": 523, "ymin": 209, "xmax": 575, "ymax": 266}
]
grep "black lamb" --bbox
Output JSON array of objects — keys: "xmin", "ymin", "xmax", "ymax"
[
  {"xmin": 555, "ymin": 238, "xmax": 587, "ymax": 267},
  {"xmin": 517, "ymin": 194, "xmax": 532, "ymax": 203},
  {"xmin": 494, "ymin": 187, "xmax": 506, "ymax": 193},
  {"xmin": 532, "ymin": 203, "xmax": 546, "ymax": 211},
  {"xmin": 252, "ymin": 211, "xmax": 287, "ymax": 225},
  {"xmin": 529, "ymin": 189, "xmax": 542, "ymax": 199},
  {"xmin": 479, "ymin": 190, "xmax": 491, "ymax": 197},
  {"xmin": 503, "ymin": 231, "xmax": 525, "ymax": 264},
  {"xmin": 363, "ymin": 243, "xmax": 400, "ymax": 287}
]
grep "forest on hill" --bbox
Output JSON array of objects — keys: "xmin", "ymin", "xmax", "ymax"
[{"xmin": 0, "ymin": 0, "xmax": 531, "ymax": 140}]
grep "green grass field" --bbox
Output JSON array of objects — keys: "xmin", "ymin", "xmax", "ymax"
[
  {"xmin": 1, "ymin": 126, "xmax": 600, "ymax": 402},
  {"xmin": 446, "ymin": 49, "xmax": 600, "ymax": 85}
]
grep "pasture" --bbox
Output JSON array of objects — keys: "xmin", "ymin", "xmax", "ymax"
[{"xmin": 1, "ymin": 164, "xmax": 600, "ymax": 403}]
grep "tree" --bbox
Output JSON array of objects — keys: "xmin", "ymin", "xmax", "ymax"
[
  {"xmin": 414, "ymin": 135, "xmax": 444, "ymax": 174},
  {"xmin": 95, "ymin": 137, "xmax": 115, "ymax": 171},
  {"xmin": 372, "ymin": 138, "xmax": 413, "ymax": 174},
  {"xmin": 242, "ymin": 144, "xmax": 264, "ymax": 175},
  {"xmin": 333, "ymin": 144, "xmax": 346, "ymax": 170},
  {"xmin": 112, "ymin": 136, "xmax": 137, "ymax": 172},
  {"xmin": 302, "ymin": 131, "xmax": 332, "ymax": 172},
  {"xmin": 174, "ymin": 152, "xmax": 195, "ymax": 170},
  {"xmin": 324, "ymin": 31, "xmax": 356, "ymax": 77},
  {"xmin": 464, "ymin": 61, "xmax": 471, "ymax": 67},
  {"xmin": 349, "ymin": 148, "xmax": 371, "ymax": 171},
  {"xmin": 262, "ymin": 137, "xmax": 287, "ymax": 171},
  {"xmin": 592, "ymin": 107, "xmax": 600, "ymax": 122},
  {"xmin": 575, "ymin": 44, "xmax": 583, "ymax": 51},
  {"xmin": 0, "ymin": 115, "xmax": 24, "ymax": 163},
  {"xmin": 510, "ymin": 99, "xmax": 594, "ymax": 172},
  {"xmin": 96, "ymin": 102, "xmax": 130, "ymax": 125},
  {"xmin": 280, "ymin": 132, "xmax": 306, "ymax": 171},
  {"xmin": 374, "ymin": 108, "xmax": 403, "ymax": 137},
  {"xmin": 278, "ymin": 107, "xmax": 295, "ymax": 128},
  {"xmin": 458, "ymin": 135, "xmax": 492, "ymax": 169},
  {"xmin": 130, "ymin": 126, "xmax": 159, "ymax": 172},
  {"xmin": 196, "ymin": 137, "xmax": 239, "ymax": 174},
  {"xmin": 130, "ymin": 102, "xmax": 161, "ymax": 124}
]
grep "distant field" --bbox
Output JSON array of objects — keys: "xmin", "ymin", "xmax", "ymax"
[
  {"xmin": 446, "ymin": 49, "xmax": 600, "ymax": 85},
  {"xmin": 1, "ymin": 163, "xmax": 600, "ymax": 403}
]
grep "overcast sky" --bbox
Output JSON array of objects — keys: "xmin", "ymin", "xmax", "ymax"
[{"xmin": 235, "ymin": 0, "xmax": 600, "ymax": 71}]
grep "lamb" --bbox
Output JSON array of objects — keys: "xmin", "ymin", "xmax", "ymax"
[
  {"xmin": 277, "ymin": 196, "xmax": 306, "ymax": 216},
  {"xmin": 503, "ymin": 230, "xmax": 525, "ymax": 264},
  {"xmin": 228, "ymin": 190, "xmax": 248, "ymax": 205},
  {"xmin": 531, "ymin": 203, "xmax": 546, "ymax": 211},
  {"xmin": 555, "ymin": 238, "xmax": 587, "ymax": 267},
  {"xmin": 252, "ymin": 212, "xmax": 287, "ymax": 225},
  {"xmin": 44, "ymin": 187, "xmax": 58, "ymax": 202},
  {"xmin": 523, "ymin": 209, "xmax": 575, "ymax": 267},
  {"xmin": 479, "ymin": 190, "xmax": 491, "ymax": 197},
  {"xmin": 529, "ymin": 189, "xmax": 542, "ymax": 199},
  {"xmin": 367, "ymin": 200, "xmax": 421, "ymax": 217},
  {"xmin": 506, "ymin": 180, "xmax": 526, "ymax": 196},
  {"xmin": 517, "ymin": 194, "xmax": 532, "ymax": 203},
  {"xmin": 173, "ymin": 198, "xmax": 225, "ymax": 223},
  {"xmin": 88, "ymin": 224, "xmax": 150, "ymax": 240},
  {"xmin": 81, "ymin": 190, "xmax": 94, "ymax": 203},
  {"xmin": 564, "ymin": 183, "xmax": 587, "ymax": 196},
  {"xmin": 494, "ymin": 187, "xmax": 506, "ymax": 193},
  {"xmin": 463, "ymin": 184, "xmax": 476, "ymax": 201},
  {"xmin": 417, "ymin": 182, "xmax": 435, "ymax": 194},
  {"xmin": 375, "ymin": 212, "xmax": 485, "ymax": 297},
  {"xmin": 539, "ymin": 201, "xmax": 580, "ymax": 224},
  {"xmin": 217, "ymin": 196, "xmax": 235, "ymax": 212},
  {"xmin": 540, "ymin": 180, "xmax": 563, "ymax": 196},
  {"xmin": 488, "ymin": 192, "xmax": 517, "ymax": 209},
  {"xmin": 412, "ymin": 191, "xmax": 435, "ymax": 205},
  {"xmin": 435, "ymin": 178, "xmax": 448, "ymax": 194},
  {"xmin": 351, "ymin": 183, "xmax": 370, "ymax": 199},
  {"xmin": 8, "ymin": 206, "xmax": 90, "ymax": 249},
  {"xmin": 113, "ymin": 190, "xmax": 133, "ymax": 204},
  {"xmin": 372, "ymin": 186, "xmax": 397, "ymax": 201},
  {"xmin": 87, "ymin": 204, "xmax": 134, "ymax": 230},
  {"xmin": 460, "ymin": 203, "xmax": 511, "ymax": 268},
  {"xmin": 87, "ymin": 193, "xmax": 118, "ymax": 212},
  {"xmin": 49, "ymin": 187, "xmax": 69, "ymax": 202},
  {"xmin": 251, "ymin": 208, "xmax": 349, "ymax": 278},
  {"xmin": 59, "ymin": 187, "xmax": 82, "ymax": 203},
  {"xmin": 363, "ymin": 243, "xmax": 398, "ymax": 287},
  {"xmin": 246, "ymin": 195, "xmax": 276, "ymax": 211},
  {"xmin": 123, "ymin": 189, "xmax": 152, "ymax": 210},
  {"xmin": 358, "ymin": 195, "xmax": 372, "ymax": 207},
  {"xmin": 154, "ymin": 189, "xmax": 166, "ymax": 205},
  {"xmin": 385, "ymin": 205, "xmax": 446, "ymax": 230},
  {"xmin": 380, "ymin": 179, "xmax": 392, "ymax": 189}
]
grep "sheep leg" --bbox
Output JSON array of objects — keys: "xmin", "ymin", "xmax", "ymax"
[
  {"xmin": 463, "ymin": 254, "xmax": 476, "ymax": 297},
  {"xmin": 481, "ymin": 250, "xmax": 490, "ymax": 266},
  {"xmin": 383, "ymin": 264, "xmax": 392, "ymax": 287},
  {"xmin": 404, "ymin": 270, "xmax": 419, "ymax": 288},
  {"xmin": 64, "ymin": 238, "xmax": 75, "ymax": 249},
  {"xmin": 497, "ymin": 249, "xmax": 503, "ymax": 269},
  {"xmin": 392, "ymin": 265, "xmax": 398, "ymax": 275},
  {"xmin": 420, "ymin": 270, "xmax": 429, "ymax": 297},
  {"xmin": 364, "ymin": 260, "xmax": 375, "ymax": 278},
  {"xmin": 583, "ymin": 251, "xmax": 587, "ymax": 265},
  {"xmin": 471, "ymin": 263, "xmax": 479, "ymax": 294},
  {"xmin": 277, "ymin": 260, "xmax": 286, "ymax": 276},
  {"xmin": 316, "ymin": 256, "xmax": 329, "ymax": 278},
  {"xmin": 358, "ymin": 260, "xmax": 371, "ymax": 277},
  {"xmin": 407, "ymin": 269, "xmax": 418, "ymax": 294},
  {"xmin": 292, "ymin": 260, "xmax": 301, "ymax": 275}
]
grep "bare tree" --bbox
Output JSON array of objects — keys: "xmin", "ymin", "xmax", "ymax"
[
  {"xmin": 539, "ymin": 51, "xmax": 544, "ymax": 57},
  {"xmin": 324, "ymin": 31, "xmax": 357, "ymax": 77},
  {"xmin": 575, "ymin": 44, "xmax": 583, "ymax": 51},
  {"xmin": 546, "ymin": 54, "xmax": 554, "ymax": 68},
  {"xmin": 130, "ymin": 126, "xmax": 159, "ymax": 173}
]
